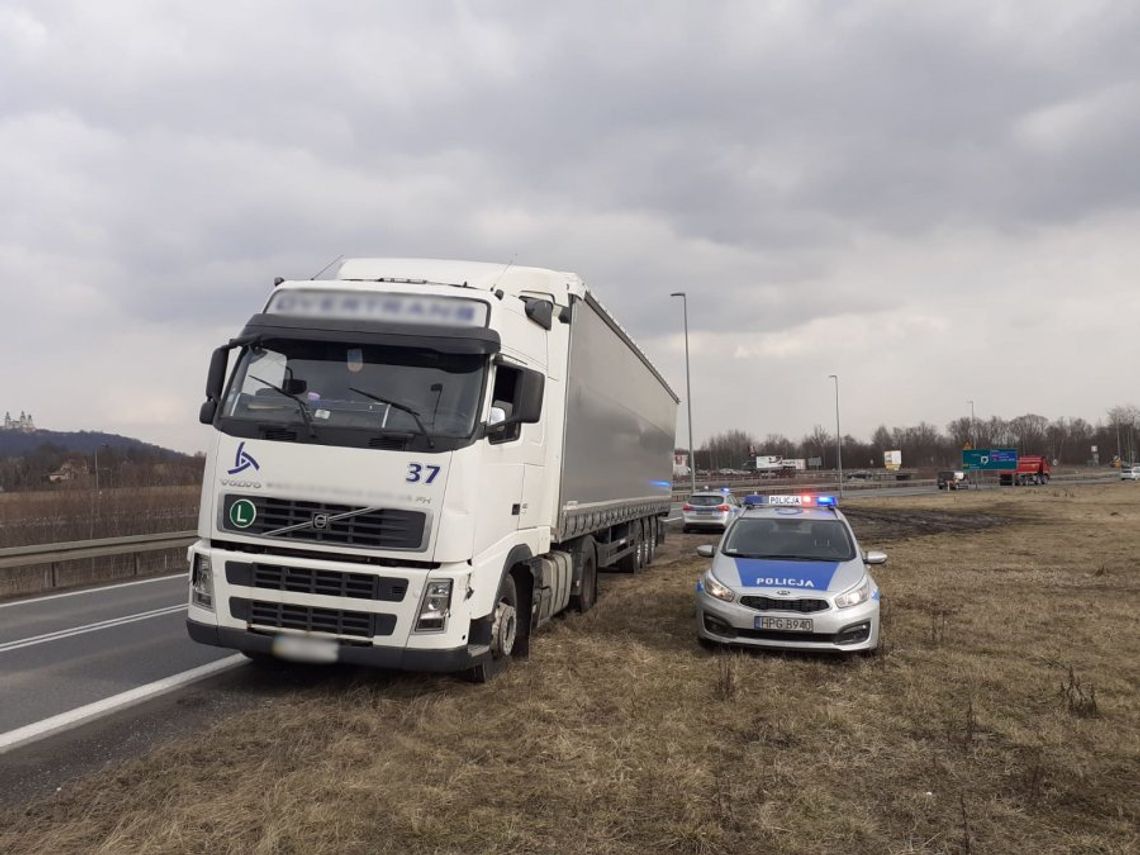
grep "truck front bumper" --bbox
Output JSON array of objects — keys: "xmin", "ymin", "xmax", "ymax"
[{"xmin": 186, "ymin": 618, "xmax": 486, "ymax": 672}]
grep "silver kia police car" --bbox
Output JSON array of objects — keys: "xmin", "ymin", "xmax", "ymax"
[{"xmin": 695, "ymin": 495, "xmax": 885, "ymax": 653}]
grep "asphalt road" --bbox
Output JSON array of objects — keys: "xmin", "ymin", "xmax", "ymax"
[{"xmin": 0, "ymin": 575, "xmax": 235, "ymax": 740}]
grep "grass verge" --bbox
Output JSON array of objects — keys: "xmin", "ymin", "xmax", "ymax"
[{"xmin": 2, "ymin": 486, "xmax": 1138, "ymax": 854}]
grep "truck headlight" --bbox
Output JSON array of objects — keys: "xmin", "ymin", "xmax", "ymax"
[
  {"xmin": 701, "ymin": 570, "xmax": 735, "ymax": 603},
  {"xmin": 835, "ymin": 577, "xmax": 871, "ymax": 609},
  {"xmin": 191, "ymin": 553, "xmax": 214, "ymax": 611},
  {"xmin": 414, "ymin": 579, "xmax": 452, "ymax": 632}
]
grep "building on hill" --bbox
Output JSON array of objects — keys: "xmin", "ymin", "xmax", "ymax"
[
  {"xmin": 48, "ymin": 459, "xmax": 89, "ymax": 483},
  {"xmin": 2, "ymin": 411, "xmax": 36, "ymax": 432}
]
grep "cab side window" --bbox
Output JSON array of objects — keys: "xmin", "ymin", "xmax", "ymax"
[{"xmin": 489, "ymin": 365, "xmax": 521, "ymax": 444}]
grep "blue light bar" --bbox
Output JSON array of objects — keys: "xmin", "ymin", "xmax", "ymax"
[{"xmin": 743, "ymin": 494, "xmax": 838, "ymax": 508}]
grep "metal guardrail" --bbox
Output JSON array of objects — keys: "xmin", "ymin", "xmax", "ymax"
[
  {"xmin": 669, "ymin": 470, "xmax": 1117, "ymax": 500},
  {"xmin": 0, "ymin": 531, "xmax": 197, "ymax": 570}
]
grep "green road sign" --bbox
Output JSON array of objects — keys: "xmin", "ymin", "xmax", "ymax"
[
  {"xmin": 962, "ymin": 448, "xmax": 1018, "ymax": 471},
  {"xmin": 228, "ymin": 498, "xmax": 257, "ymax": 529}
]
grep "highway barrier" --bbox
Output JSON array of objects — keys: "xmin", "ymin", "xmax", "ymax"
[{"xmin": 0, "ymin": 531, "xmax": 196, "ymax": 600}]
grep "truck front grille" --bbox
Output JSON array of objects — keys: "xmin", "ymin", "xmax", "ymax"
[
  {"xmin": 225, "ymin": 562, "xmax": 408, "ymax": 602},
  {"xmin": 223, "ymin": 495, "xmax": 427, "ymax": 550},
  {"xmin": 231, "ymin": 597, "xmax": 396, "ymax": 638},
  {"xmin": 739, "ymin": 596, "xmax": 830, "ymax": 613}
]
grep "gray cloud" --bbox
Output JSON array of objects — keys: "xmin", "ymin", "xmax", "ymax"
[{"xmin": 1, "ymin": 1, "xmax": 1138, "ymax": 451}]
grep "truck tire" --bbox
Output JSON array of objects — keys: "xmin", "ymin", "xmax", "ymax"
[
  {"xmin": 570, "ymin": 538, "xmax": 598, "ymax": 613},
  {"xmin": 617, "ymin": 521, "xmax": 643, "ymax": 573},
  {"xmin": 646, "ymin": 517, "xmax": 657, "ymax": 565},
  {"xmin": 463, "ymin": 574, "xmax": 519, "ymax": 684}
]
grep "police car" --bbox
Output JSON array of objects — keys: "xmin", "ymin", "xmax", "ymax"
[
  {"xmin": 694, "ymin": 494, "xmax": 885, "ymax": 653},
  {"xmin": 681, "ymin": 490, "xmax": 744, "ymax": 532}
]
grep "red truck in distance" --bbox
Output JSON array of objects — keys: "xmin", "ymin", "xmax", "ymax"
[{"xmin": 999, "ymin": 455, "xmax": 1051, "ymax": 486}]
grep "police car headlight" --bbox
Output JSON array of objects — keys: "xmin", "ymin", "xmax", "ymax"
[
  {"xmin": 835, "ymin": 577, "xmax": 871, "ymax": 609},
  {"xmin": 702, "ymin": 570, "xmax": 735, "ymax": 603}
]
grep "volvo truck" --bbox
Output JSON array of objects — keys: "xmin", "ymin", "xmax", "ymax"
[{"xmin": 186, "ymin": 259, "xmax": 678, "ymax": 681}]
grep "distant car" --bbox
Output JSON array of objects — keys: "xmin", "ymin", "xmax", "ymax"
[
  {"xmin": 1121, "ymin": 465, "xmax": 1140, "ymax": 481},
  {"xmin": 846, "ymin": 471, "xmax": 873, "ymax": 482},
  {"xmin": 694, "ymin": 494, "xmax": 884, "ymax": 654},
  {"xmin": 937, "ymin": 470, "xmax": 969, "ymax": 490},
  {"xmin": 681, "ymin": 492, "xmax": 743, "ymax": 532}
]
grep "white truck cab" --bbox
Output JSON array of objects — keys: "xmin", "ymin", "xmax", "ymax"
[{"xmin": 187, "ymin": 259, "xmax": 677, "ymax": 680}]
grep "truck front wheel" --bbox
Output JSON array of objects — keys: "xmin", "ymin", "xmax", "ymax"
[{"xmin": 464, "ymin": 574, "xmax": 519, "ymax": 684}]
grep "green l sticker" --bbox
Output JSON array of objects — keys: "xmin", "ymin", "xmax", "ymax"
[{"xmin": 229, "ymin": 498, "xmax": 257, "ymax": 529}]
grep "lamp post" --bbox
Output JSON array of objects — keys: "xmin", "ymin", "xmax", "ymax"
[
  {"xmin": 90, "ymin": 443, "xmax": 110, "ymax": 539},
  {"xmin": 828, "ymin": 374, "xmax": 843, "ymax": 495},
  {"xmin": 967, "ymin": 400, "xmax": 976, "ymax": 447},
  {"xmin": 670, "ymin": 292, "xmax": 697, "ymax": 496}
]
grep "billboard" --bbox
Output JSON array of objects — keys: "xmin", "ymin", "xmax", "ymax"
[
  {"xmin": 883, "ymin": 450, "xmax": 902, "ymax": 471},
  {"xmin": 961, "ymin": 448, "xmax": 1018, "ymax": 471}
]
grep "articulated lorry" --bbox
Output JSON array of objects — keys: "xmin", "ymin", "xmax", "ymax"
[{"xmin": 187, "ymin": 259, "xmax": 678, "ymax": 681}]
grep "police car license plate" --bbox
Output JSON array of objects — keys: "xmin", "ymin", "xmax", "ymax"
[
  {"xmin": 696, "ymin": 509, "xmax": 716, "ymax": 514},
  {"xmin": 754, "ymin": 617, "xmax": 813, "ymax": 632}
]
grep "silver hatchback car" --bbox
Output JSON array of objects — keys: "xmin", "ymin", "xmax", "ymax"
[
  {"xmin": 695, "ymin": 495, "xmax": 885, "ymax": 653},
  {"xmin": 682, "ymin": 491, "xmax": 743, "ymax": 533}
]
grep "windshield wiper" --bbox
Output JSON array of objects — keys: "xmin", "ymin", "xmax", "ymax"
[
  {"xmin": 249, "ymin": 375, "xmax": 316, "ymax": 438},
  {"xmin": 349, "ymin": 386, "xmax": 436, "ymax": 450}
]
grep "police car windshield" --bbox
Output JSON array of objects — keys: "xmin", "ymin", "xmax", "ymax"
[
  {"xmin": 722, "ymin": 518, "xmax": 855, "ymax": 562},
  {"xmin": 689, "ymin": 495, "xmax": 726, "ymax": 506}
]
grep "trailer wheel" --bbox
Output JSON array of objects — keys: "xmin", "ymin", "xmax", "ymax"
[
  {"xmin": 463, "ymin": 574, "xmax": 519, "ymax": 684},
  {"xmin": 617, "ymin": 521, "xmax": 643, "ymax": 573},
  {"xmin": 571, "ymin": 538, "xmax": 598, "ymax": 613}
]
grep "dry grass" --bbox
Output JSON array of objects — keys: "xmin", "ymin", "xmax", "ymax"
[
  {"xmin": 0, "ymin": 485, "xmax": 199, "ymax": 547},
  {"xmin": 2, "ymin": 486, "xmax": 1139, "ymax": 854}
]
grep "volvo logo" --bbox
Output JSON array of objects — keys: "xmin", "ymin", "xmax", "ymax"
[{"xmin": 312, "ymin": 513, "xmax": 330, "ymax": 530}]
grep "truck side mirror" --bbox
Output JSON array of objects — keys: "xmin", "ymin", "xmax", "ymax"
[
  {"xmin": 200, "ymin": 345, "xmax": 231, "ymax": 424},
  {"xmin": 512, "ymin": 368, "xmax": 545, "ymax": 424}
]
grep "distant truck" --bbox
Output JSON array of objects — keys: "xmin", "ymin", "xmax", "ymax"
[
  {"xmin": 755, "ymin": 455, "xmax": 783, "ymax": 472},
  {"xmin": 999, "ymin": 455, "xmax": 1051, "ymax": 486},
  {"xmin": 187, "ymin": 258, "xmax": 678, "ymax": 681}
]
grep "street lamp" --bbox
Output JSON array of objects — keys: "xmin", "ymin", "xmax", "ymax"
[
  {"xmin": 967, "ymin": 400, "xmax": 976, "ymax": 447},
  {"xmin": 828, "ymin": 374, "xmax": 843, "ymax": 495},
  {"xmin": 90, "ymin": 442, "xmax": 110, "ymax": 539},
  {"xmin": 670, "ymin": 292, "xmax": 697, "ymax": 496}
]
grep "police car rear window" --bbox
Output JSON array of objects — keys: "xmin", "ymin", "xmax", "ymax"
[
  {"xmin": 722, "ymin": 518, "xmax": 855, "ymax": 562},
  {"xmin": 689, "ymin": 495, "xmax": 724, "ymax": 506}
]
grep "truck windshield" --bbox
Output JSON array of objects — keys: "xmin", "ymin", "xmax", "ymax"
[
  {"xmin": 722, "ymin": 518, "xmax": 855, "ymax": 562},
  {"xmin": 221, "ymin": 339, "xmax": 485, "ymax": 443}
]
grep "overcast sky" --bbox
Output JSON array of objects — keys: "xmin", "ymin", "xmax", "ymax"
[{"xmin": 2, "ymin": 1, "xmax": 1138, "ymax": 454}]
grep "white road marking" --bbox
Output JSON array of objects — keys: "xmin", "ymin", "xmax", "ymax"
[
  {"xmin": 0, "ymin": 604, "xmax": 188, "ymax": 654},
  {"xmin": 0, "ymin": 573, "xmax": 188, "ymax": 611},
  {"xmin": 665, "ymin": 515, "xmax": 682, "ymax": 522},
  {"xmin": 0, "ymin": 655, "xmax": 245, "ymax": 755}
]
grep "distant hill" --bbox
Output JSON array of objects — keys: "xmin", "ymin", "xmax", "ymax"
[{"xmin": 0, "ymin": 430, "xmax": 193, "ymax": 461}]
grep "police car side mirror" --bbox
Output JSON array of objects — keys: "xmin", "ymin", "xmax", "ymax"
[
  {"xmin": 864, "ymin": 550, "xmax": 887, "ymax": 566},
  {"xmin": 696, "ymin": 544, "xmax": 716, "ymax": 558}
]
